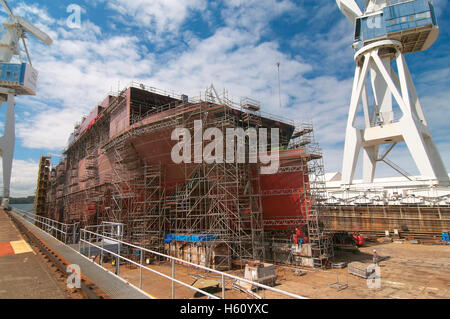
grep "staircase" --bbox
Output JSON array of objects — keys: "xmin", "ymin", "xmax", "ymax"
[{"xmin": 307, "ymin": 209, "xmax": 334, "ymax": 268}]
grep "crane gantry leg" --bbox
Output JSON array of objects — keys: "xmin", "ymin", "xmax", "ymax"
[
  {"xmin": 341, "ymin": 40, "xmax": 449, "ymax": 188},
  {"xmin": 0, "ymin": 91, "xmax": 15, "ymax": 208}
]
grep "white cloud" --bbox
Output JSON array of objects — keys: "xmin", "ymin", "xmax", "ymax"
[
  {"xmin": 146, "ymin": 27, "xmax": 312, "ymax": 103},
  {"xmin": 13, "ymin": 1, "xmax": 56, "ymax": 25},
  {"xmin": 221, "ymin": 0, "xmax": 303, "ymax": 35},
  {"xmin": 4, "ymin": 0, "xmax": 448, "ymax": 198},
  {"xmin": 14, "ymin": 5, "xmax": 154, "ymax": 150},
  {"xmin": 15, "ymin": 2, "xmax": 319, "ymax": 151},
  {"xmin": 17, "ymin": 107, "xmax": 81, "ymax": 149},
  {"xmin": 101, "ymin": 0, "xmax": 207, "ymax": 34},
  {"xmin": 0, "ymin": 159, "xmax": 39, "ymax": 197}
]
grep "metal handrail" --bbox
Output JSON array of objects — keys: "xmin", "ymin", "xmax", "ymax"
[
  {"xmin": 80, "ymin": 237, "xmax": 220, "ymax": 299},
  {"xmin": 79, "ymin": 227, "xmax": 308, "ymax": 300},
  {"xmin": 12, "ymin": 208, "xmax": 307, "ymax": 299},
  {"xmin": 14, "ymin": 209, "xmax": 79, "ymax": 244}
]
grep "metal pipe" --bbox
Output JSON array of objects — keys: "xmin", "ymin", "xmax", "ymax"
[
  {"xmin": 116, "ymin": 240, "xmax": 120, "ymax": 276},
  {"xmin": 222, "ymin": 274, "xmax": 225, "ymax": 299},
  {"xmin": 100, "ymin": 232, "xmax": 104, "ymax": 266},
  {"xmin": 171, "ymin": 259, "xmax": 175, "ymax": 299},
  {"xmin": 140, "ymin": 250, "xmax": 143, "ymax": 289}
]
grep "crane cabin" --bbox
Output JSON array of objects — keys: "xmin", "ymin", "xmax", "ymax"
[{"xmin": 354, "ymin": 0, "xmax": 439, "ymax": 53}]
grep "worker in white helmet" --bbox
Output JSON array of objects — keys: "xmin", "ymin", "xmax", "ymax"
[{"xmin": 373, "ymin": 249, "xmax": 378, "ymax": 266}]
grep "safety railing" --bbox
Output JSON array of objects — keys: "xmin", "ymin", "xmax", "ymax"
[
  {"xmin": 13, "ymin": 209, "xmax": 79, "ymax": 245},
  {"xmin": 79, "ymin": 227, "xmax": 308, "ymax": 300},
  {"xmin": 11, "ymin": 208, "xmax": 308, "ymax": 299},
  {"xmin": 84, "ymin": 222, "xmax": 124, "ymax": 241},
  {"xmin": 388, "ymin": 0, "xmax": 415, "ymax": 6},
  {"xmin": 128, "ymin": 81, "xmax": 295, "ymax": 126}
]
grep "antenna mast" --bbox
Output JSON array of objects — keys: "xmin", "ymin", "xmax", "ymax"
[{"xmin": 276, "ymin": 62, "xmax": 281, "ymax": 108}]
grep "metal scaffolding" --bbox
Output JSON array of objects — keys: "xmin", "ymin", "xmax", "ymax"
[
  {"xmin": 34, "ymin": 156, "xmax": 51, "ymax": 217},
  {"xmin": 44, "ymin": 83, "xmax": 332, "ymax": 269}
]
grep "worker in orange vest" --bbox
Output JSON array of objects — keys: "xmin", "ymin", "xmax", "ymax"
[
  {"xmin": 292, "ymin": 230, "xmax": 298, "ymax": 246},
  {"xmin": 295, "ymin": 227, "xmax": 305, "ymax": 248}
]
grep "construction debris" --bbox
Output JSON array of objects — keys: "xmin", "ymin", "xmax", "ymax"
[
  {"xmin": 293, "ymin": 269, "xmax": 307, "ymax": 276},
  {"xmin": 378, "ymin": 237, "xmax": 393, "ymax": 243},
  {"xmin": 332, "ymin": 262, "xmax": 347, "ymax": 269},
  {"xmin": 328, "ymin": 273, "xmax": 348, "ymax": 291},
  {"xmin": 231, "ymin": 280, "xmax": 262, "ymax": 299},
  {"xmin": 348, "ymin": 262, "xmax": 375, "ymax": 279},
  {"xmin": 244, "ymin": 262, "xmax": 277, "ymax": 287},
  {"xmin": 191, "ymin": 278, "xmax": 221, "ymax": 296}
]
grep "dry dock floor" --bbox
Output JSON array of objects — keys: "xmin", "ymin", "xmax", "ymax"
[
  {"xmin": 101, "ymin": 242, "xmax": 449, "ymax": 299},
  {"xmin": 2, "ymin": 205, "xmax": 448, "ymax": 299},
  {"xmin": 272, "ymin": 243, "xmax": 450, "ymax": 299}
]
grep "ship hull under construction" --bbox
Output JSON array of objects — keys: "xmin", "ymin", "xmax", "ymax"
[{"xmin": 42, "ymin": 84, "xmax": 332, "ymax": 269}]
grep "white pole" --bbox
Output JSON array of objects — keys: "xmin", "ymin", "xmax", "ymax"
[{"xmin": 277, "ymin": 62, "xmax": 281, "ymax": 108}]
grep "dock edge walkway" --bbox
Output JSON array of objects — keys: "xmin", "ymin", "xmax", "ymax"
[{"xmin": 9, "ymin": 209, "xmax": 152, "ymax": 299}]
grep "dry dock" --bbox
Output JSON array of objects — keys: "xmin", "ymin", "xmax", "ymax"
[
  {"xmin": 270, "ymin": 243, "xmax": 450, "ymax": 299},
  {"xmin": 96, "ymin": 241, "xmax": 450, "ymax": 299},
  {"xmin": 1, "ymin": 208, "xmax": 449, "ymax": 299}
]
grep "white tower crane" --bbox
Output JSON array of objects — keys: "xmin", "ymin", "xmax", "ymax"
[
  {"xmin": 336, "ymin": 0, "xmax": 449, "ymax": 188},
  {"xmin": 0, "ymin": 0, "xmax": 52, "ymax": 208}
]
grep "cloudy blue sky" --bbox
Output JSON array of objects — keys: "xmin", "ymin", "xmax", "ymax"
[{"xmin": 0, "ymin": 0, "xmax": 449, "ymax": 196}]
